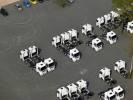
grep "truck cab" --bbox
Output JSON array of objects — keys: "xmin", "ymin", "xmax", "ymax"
[
  {"xmin": 99, "ymin": 67, "xmax": 112, "ymax": 82},
  {"xmin": 68, "ymin": 29, "xmax": 78, "ymax": 45},
  {"xmin": 20, "ymin": 49, "xmax": 29, "ymax": 61},
  {"xmin": 91, "ymin": 38, "xmax": 103, "ymax": 52},
  {"xmin": 68, "ymin": 48, "xmax": 80, "ymax": 62},
  {"xmin": 35, "ymin": 61, "xmax": 47, "ymax": 76},
  {"xmin": 61, "ymin": 32, "xmax": 71, "ymax": 47},
  {"xmin": 103, "ymin": 90, "xmax": 116, "ymax": 100},
  {"xmin": 57, "ymin": 87, "xmax": 70, "ymax": 100},
  {"xmin": 76, "ymin": 79, "xmax": 90, "ymax": 96},
  {"xmin": 82, "ymin": 24, "xmax": 93, "ymax": 36},
  {"xmin": 44, "ymin": 57, "xmax": 56, "ymax": 72},
  {"xmin": 52, "ymin": 36, "xmax": 62, "ymax": 48},
  {"xmin": 104, "ymin": 14, "xmax": 112, "ymax": 25},
  {"xmin": 67, "ymin": 83, "xmax": 80, "ymax": 100},
  {"xmin": 106, "ymin": 31, "xmax": 117, "ymax": 44},
  {"xmin": 114, "ymin": 60, "xmax": 127, "ymax": 77},
  {"xmin": 28, "ymin": 45, "xmax": 39, "ymax": 58},
  {"xmin": 113, "ymin": 86, "xmax": 125, "ymax": 100},
  {"xmin": 96, "ymin": 17, "xmax": 105, "ymax": 28},
  {"xmin": 110, "ymin": 11, "xmax": 120, "ymax": 22},
  {"xmin": 127, "ymin": 20, "xmax": 133, "ymax": 34}
]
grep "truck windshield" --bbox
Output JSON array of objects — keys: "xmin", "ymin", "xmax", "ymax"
[
  {"xmin": 105, "ymin": 75, "xmax": 110, "ymax": 81},
  {"xmin": 97, "ymin": 42, "xmax": 102, "ymax": 47},
  {"xmin": 62, "ymin": 95, "xmax": 68, "ymax": 100},
  {"xmin": 71, "ymin": 92, "xmax": 78, "ymax": 98},
  {"xmin": 120, "ymin": 68, "xmax": 125, "ymax": 74},
  {"xmin": 24, "ymin": 55, "xmax": 29, "ymax": 60},
  {"xmin": 81, "ymin": 88, "xmax": 88, "ymax": 94},
  {"xmin": 73, "ymin": 52, "xmax": 80, "ymax": 57},
  {"xmin": 64, "ymin": 40, "xmax": 70, "ymax": 45},
  {"xmin": 110, "ymin": 95, "xmax": 116, "ymax": 100},
  {"xmin": 31, "ymin": 49, "xmax": 38, "ymax": 56},
  {"xmin": 111, "ymin": 35, "xmax": 117, "ymax": 40},
  {"xmin": 56, "ymin": 41, "xmax": 61, "ymax": 47},
  {"xmin": 118, "ymin": 90, "xmax": 124, "ymax": 96},
  {"xmin": 129, "ymin": 25, "xmax": 133, "ymax": 29},
  {"xmin": 40, "ymin": 66, "xmax": 46, "ymax": 71},
  {"xmin": 48, "ymin": 62, "xmax": 55, "ymax": 67}
]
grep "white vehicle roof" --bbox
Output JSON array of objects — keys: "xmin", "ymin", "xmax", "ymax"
[
  {"xmin": 104, "ymin": 14, "xmax": 111, "ymax": 19},
  {"xmin": 100, "ymin": 67, "xmax": 111, "ymax": 76},
  {"xmin": 61, "ymin": 32, "xmax": 70, "ymax": 41},
  {"xmin": 20, "ymin": 49, "xmax": 28, "ymax": 57},
  {"xmin": 127, "ymin": 21, "xmax": 133, "ymax": 33},
  {"xmin": 57, "ymin": 87, "xmax": 69, "ymax": 96},
  {"xmin": 76, "ymin": 79, "xmax": 87, "ymax": 89},
  {"xmin": 68, "ymin": 29, "xmax": 77, "ymax": 38},
  {"xmin": 52, "ymin": 35, "xmax": 61, "ymax": 43},
  {"xmin": 96, "ymin": 17, "xmax": 101, "ymax": 21},
  {"xmin": 97, "ymin": 17, "xmax": 104, "ymax": 23},
  {"xmin": 107, "ymin": 31, "xmax": 116, "ymax": 37},
  {"xmin": 113, "ymin": 85, "xmax": 124, "ymax": 94},
  {"xmin": 97, "ymin": 17, "xmax": 103, "ymax": 21},
  {"xmin": 71, "ymin": 29, "xmax": 77, "ymax": 37},
  {"xmin": 67, "ymin": 83, "xmax": 78, "ymax": 93},
  {"xmin": 82, "ymin": 24, "xmax": 92, "ymax": 31},
  {"xmin": 104, "ymin": 90, "xmax": 115, "ymax": 98},
  {"xmin": 115, "ymin": 60, "xmax": 125, "ymax": 68},
  {"xmin": 28, "ymin": 45, "xmax": 37, "ymax": 53},
  {"xmin": 127, "ymin": 20, "xmax": 133, "ymax": 27},
  {"xmin": 110, "ymin": 11, "xmax": 119, "ymax": 18},
  {"xmin": 44, "ymin": 57, "xmax": 54, "ymax": 65},
  {"xmin": 69, "ymin": 48, "xmax": 79, "ymax": 55},
  {"xmin": 71, "ymin": 29, "xmax": 77, "ymax": 33},
  {"xmin": 36, "ymin": 61, "xmax": 46, "ymax": 69},
  {"xmin": 60, "ymin": 33, "xmax": 65, "ymax": 37},
  {"xmin": 92, "ymin": 38, "xmax": 102, "ymax": 44}
]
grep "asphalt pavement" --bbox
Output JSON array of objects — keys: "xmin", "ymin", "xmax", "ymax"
[{"xmin": 0, "ymin": 0, "xmax": 133, "ymax": 100}]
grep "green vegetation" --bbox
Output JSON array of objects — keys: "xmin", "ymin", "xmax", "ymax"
[
  {"xmin": 113, "ymin": 0, "xmax": 133, "ymax": 79},
  {"xmin": 112, "ymin": 0, "xmax": 133, "ymax": 11},
  {"xmin": 56, "ymin": 0, "xmax": 66, "ymax": 7},
  {"xmin": 112, "ymin": 0, "xmax": 133, "ymax": 20}
]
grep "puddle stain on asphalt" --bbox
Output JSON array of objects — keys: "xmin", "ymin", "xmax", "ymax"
[{"xmin": 80, "ymin": 68, "xmax": 88, "ymax": 75}]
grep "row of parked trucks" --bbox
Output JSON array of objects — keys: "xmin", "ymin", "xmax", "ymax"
[
  {"xmin": 52, "ymin": 29, "xmax": 81, "ymax": 62},
  {"xmin": 82, "ymin": 24, "xmax": 118, "ymax": 51},
  {"xmin": 20, "ymin": 45, "xmax": 56, "ymax": 76},
  {"xmin": 18, "ymin": 10, "xmax": 131, "ymax": 100},
  {"xmin": 98, "ymin": 85, "xmax": 125, "ymax": 100},
  {"xmin": 54, "ymin": 11, "xmax": 127, "ymax": 53},
  {"xmin": 55, "ymin": 10, "xmax": 129, "ymax": 100},
  {"xmin": 99, "ymin": 60, "xmax": 128, "ymax": 86},
  {"xmin": 96, "ymin": 11, "xmax": 121, "ymax": 32},
  {"xmin": 98, "ymin": 60, "xmax": 127, "ymax": 100},
  {"xmin": 52, "ymin": 24, "xmax": 118, "ymax": 57},
  {"xmin": 52, "ymin": 11, "xmax": 132, "ymax": 58},
  {"xmin": 96, "ymin": 11, "xmax": 133, "ymax": 34},
  {"xmin": 56, "ymin": 60, "xmax": 127, "ymax": 100},
  {"xmin": 57, "ymin": 79, "xmax": 93, "ymax": 100},
  {"xmin": 81, "ymin": 23, "xmax": 118, "ymax": 46}
]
